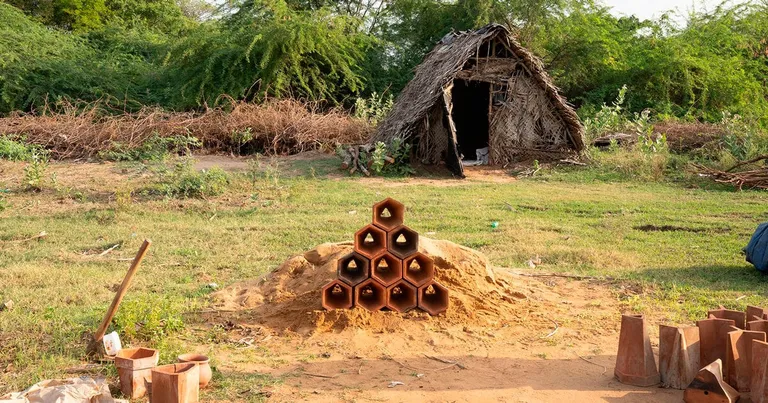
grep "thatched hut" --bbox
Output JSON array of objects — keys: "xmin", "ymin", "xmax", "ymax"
[{"xmin": 372, "ymin": 24, "xmax": 585, "ymax": 177}]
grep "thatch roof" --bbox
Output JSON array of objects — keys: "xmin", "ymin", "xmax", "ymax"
[{"xmin": 372, "ymin": 23, "xmax": 585, "ymax": 151}]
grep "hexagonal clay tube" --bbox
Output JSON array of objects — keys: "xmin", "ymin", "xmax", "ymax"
[
  {"xmin": 337, "ymin": 252, "xmax": 370, "ymax": 286},
  {"xmin": 386, "ymin": 280, "xmax": 417, "ymax": 313},
  {"xmin": 372, "ymin": 198, "xmax": 405, "ymax": 231},
  {"xmin": 418, "ymin": 281, "xmax": 449, "ymax": 315},
  {"xmin": 322, "ymin": 280, "xmax": 354, "ymax": 310},
  {"xmin": 387, "ymin": 225, "xmax": 419, "ymax": 259},
  {"xmin": 371, "ymin": 252, "xmax": 403, "ymax": 287},
  {"xmin": 403, "ymin": 252, "xmax": 435, "ymax": 288},
  {"xmin": 354, "ymin": 224, "xmax": 387, "ymax": 259},
  {"xmin": 354, "ymin": 278, "xmax": 387, "ymax": 311}
]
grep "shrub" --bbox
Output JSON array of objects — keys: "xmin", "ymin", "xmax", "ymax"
[
  {"xmin": 158, "ymin": 159, "xmax": 229, "ymax": 199},
  {"xmin": 113, "ymin": 296, "xmax": 185, "ymax": 343},
  {"xmin": 23, "ymin": 153, "xmax": 49, "ymax": 191},
  {"xmin": 0, "ymin": 136, "xmax": 44, "ymax": 161},
  {"xmin": 99, "ymin": 133, "xmax": 200, "ymax": 162},
  {"xmin": 354, "ymin": 92, "xmax": 394, "ymax": 125}
]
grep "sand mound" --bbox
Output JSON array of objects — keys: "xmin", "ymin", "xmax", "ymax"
[{"xmin": 212, "ymin": 238, "xmax": 528, "ymax": 334}]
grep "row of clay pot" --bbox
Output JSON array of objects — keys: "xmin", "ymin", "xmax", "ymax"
[
  {"xmin": 321, "ymin": 198, "xmax": 449, "ymax": 315},
  {"xmin": 615, "ymin": 305, "xmax": 768, "ymax": 403},
  {"xmin": 115, "ymin": 348, "xmax": 212, "ymax": 402}
]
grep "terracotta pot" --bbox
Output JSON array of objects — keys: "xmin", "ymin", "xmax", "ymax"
[{"xmin": 177, "ymin": 353, "xmax": 212, "ymax": 388}]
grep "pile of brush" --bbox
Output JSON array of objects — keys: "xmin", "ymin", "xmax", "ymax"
[
  {"xmin": 694, "ymin": 155, "xmax": 768, "ymax": 190},
  {"xmin": 0, "ymin": 99, "xmax": 372, "ymax": 159}
]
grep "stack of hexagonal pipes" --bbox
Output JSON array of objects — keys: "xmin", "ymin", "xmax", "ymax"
[{"xmin": 321, "ymin": 198, "xmax": 449, "ymax": 315}]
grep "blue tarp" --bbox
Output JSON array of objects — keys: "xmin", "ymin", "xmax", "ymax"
[{"xmin": 746, "ymin": 223, "xmax": 768, "ymax": 272}]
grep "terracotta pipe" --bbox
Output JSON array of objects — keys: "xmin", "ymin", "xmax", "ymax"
[
  {"xmin": 752, "ymin": 340, "xmax": 768, "ymax": 403},
  {"xmin": 115, "ymin": 347, "xmax": 159, "ymax": 399},
  {"xmin": 659, "ymin": 325, "xmax": 700, "ymax": 390},
  {"xmin": 747, "ymin": 305, "xmax": 768, "ymax": 323},
  {"xmin": 417, "ymin": 281, "xmax": 449, "ymax": 315},
  {"xmin": 354, "ymin": 278, "xmax": 387, "ymax": 311},
  {"xmin": 709, "ymin": 306, "xmax": 747, "ymax": 329},
  {"xmin": 748, "ymin": 319, "xmax": 768, "ymax": 333},
  {"xmin": 386, "ymin": 280, "xmax": 417, "ymax": 313},
  {"xmin": 403, "ymin": 252, "xmax": 435, "ymax": 288},
  {"xmin": 725, "ymin": 328, "xmax": 766, "ymax": 391},
  {"xmin": 684, "ymin": 359, "xmax": 739, "ymax": 403},
  {"xmin": 321, "ymin": 280, "xmax": 354, "ymax": 310},
  {"xmin": 387, "ymin": 225, "xmax": 419, "ymax": 259},
  {"xmin": 370, "ymin": 252, "xmax": 404, "ymax": 287},
  {"xmin": 697, "ymin": 317, "xmax": 737, "ymax": 366},
  {"xmin": 336, "ymin": 252, "xmax": 370, "ymax": 287},
  {"xmin": 614, "ymin": 314, "xmax": 659, "ymax": 387},
  {"xmin": 151, "ymin": 363, "xmax": 199, "ymax": 403},
  {"xmin": 372, "ymin": 198, "xmax": 405, "ymax": 231},
  {"xmin": 354, "ymin": 224, "xmax": 388, "ymax": 259}
]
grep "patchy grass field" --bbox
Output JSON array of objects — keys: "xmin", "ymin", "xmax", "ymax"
[{"xmin": 1, "ymin": 153, "xmax": 767, "ymax": 400}]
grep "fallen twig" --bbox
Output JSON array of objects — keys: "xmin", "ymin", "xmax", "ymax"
[
  {"xmin": 3, "ymin": 231, "xmax": 47, "ymax": 243},
  {"xmin": 302, "ymin": 371, "xmax": 339, "ymax": 379},
  {"xmin": 385, "ymin": 355, "xmax": 460, "ymax": 372},
  {"xmin": 98, "ymin": 244, "xmax": 120, "ymax": 257},
  {"xmin": 574, "ymin": 352, "xmax": 607, "ymax": 375},
  {"xmin": 423, "ymin": 354, "xmax": 467, "ymax": 370},
  {"xmin": 508, "ymin": 271, "xmax": 612, "ymax": 281},
  {"xmin": 542, "ymin": 319, "xmax": 559, "ymax": 339}
]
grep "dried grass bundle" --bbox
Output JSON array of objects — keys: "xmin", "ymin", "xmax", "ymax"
[{"xmin": 0, "ymin": 100, "xmax": 372, "ymax": 159}]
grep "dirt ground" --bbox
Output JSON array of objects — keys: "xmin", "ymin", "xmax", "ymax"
[{"xmin": 204, "ymin": 238, "xmax": 683, "ymax": 402}]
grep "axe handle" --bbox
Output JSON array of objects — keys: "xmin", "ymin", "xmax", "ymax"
[{"xmin": 93, "ymin": 239, "xmax": 152, "ymax": 342}]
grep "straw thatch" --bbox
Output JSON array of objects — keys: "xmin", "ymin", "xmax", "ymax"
[{"xmin": 372, "ymin": 23, "xmax": 584, "ymax": 174}]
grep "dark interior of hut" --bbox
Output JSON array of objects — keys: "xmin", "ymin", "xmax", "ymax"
[{"xmin": 451, "ymin": 79, "xmax": 490, "ymax": 160}]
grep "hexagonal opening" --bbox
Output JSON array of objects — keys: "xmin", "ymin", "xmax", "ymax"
[
  {"xmin": 337, "ymin": 252, "xmax": 370, "ymax": 286},
  {"xmin": 403, "ymin": 252, "xmax": 434, "ymax": 287},
  {"xmin": 354, "ymin": 279, "xmax": 387, "ymax": 311},
  {"xmin": 418, "ymin": 281, "xmax": 449, "ymax": 315},
  {"xmin": 372, "ymin": 198, "xmax": 405, "ymax": 231},
  {"xmin": 322, "ymin": 280, "xmax": 353, "ymax": 310},
  {"xmin": 387, "ymin": 225, "xmax": 419, "ymax": 259},
  {"xmin": 386, "ymin": 280, "xmax": 417, "ymax": 313},
  {"xmin": 371, "ymin": 252, "xmax": 403, "ymax": 287},
  {"xmin": 354, "ymin": 224, "xmax": 387, "ymax": 259}
]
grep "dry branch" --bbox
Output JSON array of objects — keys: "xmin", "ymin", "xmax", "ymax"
[{"xmin": 694, "ymin": 163, "xmax": 768, "ymax": 190}]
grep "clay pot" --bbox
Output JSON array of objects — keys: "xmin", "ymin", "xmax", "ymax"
[{"xmin": 177, "ymin": 353, "xmax": 212, "ymax": 388}]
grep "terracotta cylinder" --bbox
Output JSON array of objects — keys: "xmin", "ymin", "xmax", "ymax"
[
  {"xmin": 336, "ymin": 252, "xmax": 370, "ymax": 287},
  {"xmin": 659, "ymin": 325, "xmax": 700, "ymax": 390},
  {"xmin": 178, "ymin": 353, "xmax": 212, "ymax": 389},
  {"xmin": 614, "ymin": 314, "xmax": 659, "ymax": 387},
  {"xmin": 321, "ymin": 280, "xmax": 354, "ymax": 310},
  {"xmin": 386, "ymin": 225, "xmax": 419, "ymax": 259},
  {"xmin": 403, "ymin": 252, "xmax": 435, "ymax": 288},
  {"xmin": 370, "ymin": 252, "xmax": 404, "ymax": 287},
  {"xmin": 354, "ymin": 224, "xmax": 388, "ymax": 259},
  {"xmin": 752, "ymin": 339, "xmax": 768, "ymax": 403},
  {"xmin": 725, "ymin": 329, "xmax": 766, "ymax": 391},
  {"xmin": 709, "ymin": 306, "xmax": 747, "ymax": 329},
  {"xmin": 372, "ymin": 198, "xmax": 405, "ymax": 231},
  {"xmin": 386, "ymin": 280, "xmax": 417, "ymax": 313},
  {"xmin": 417, "ymin": 281, "xmax": 449, "ymax": 316},
  {"xmin": 697, "ymin": 317, "xmax": 737, "ymax": 366},
  {"xmin": 354, "ymin": 278, "xmax": 387, "ymax": 311},
  {"xmin": 115, "ymin": 347, "xmax": 159, "ymax": 399},
  {"xmin": 151, "ymin": 363, "xmax": 199, "ymax": 403}
]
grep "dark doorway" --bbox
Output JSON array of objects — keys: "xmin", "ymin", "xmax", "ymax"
[{"xmin": 451, "ymin": 79, "xmax": 490, "ymax": 160}]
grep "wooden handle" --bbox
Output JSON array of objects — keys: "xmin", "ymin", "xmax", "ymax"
[{"xmin": 94, "ymin": 239, "xmax": 152, "ymax": 342}]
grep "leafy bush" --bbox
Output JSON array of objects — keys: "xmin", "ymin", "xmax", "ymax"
[
  {"xmin": 370, "ymin": 138, "xmax": 414, "ymax": 176},
  {"xmin": 99, "ymin": 134, "xmax": 200, "ymax": 162},
  {"xmin": 157, "ymin": 159, "xmax": 229, "ymax": 198},
  {"xmin": 113, "ymin": 296, "xmax": 185, "ymax": 343},
  {"xmin": 23, "ymin": 153, "xmax": 50, "ymax": 191},
  {"xmin": 0, "ymin": 136, "xmax": 44, "ymax": 161},
  {"xmin": 354, "ymin": 92, "xmax": 394, "ymax": 125}
]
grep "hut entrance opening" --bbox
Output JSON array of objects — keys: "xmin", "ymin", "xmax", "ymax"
[{"xmin": 451, "ymin": 79, "xmax": 490, "ymax": 162}]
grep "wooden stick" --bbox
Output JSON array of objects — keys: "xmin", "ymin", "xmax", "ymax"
[{"xmin": 93, "ymin": 239, "xmax": 151, "ymax": 342}]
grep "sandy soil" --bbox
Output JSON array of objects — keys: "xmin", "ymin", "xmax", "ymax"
[{"xmin": 205, "ymin": 239, "xmax": 682, "ymax": 402}]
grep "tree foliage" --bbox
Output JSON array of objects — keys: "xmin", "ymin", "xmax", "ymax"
[{"xmin": 0, "ymin": 0, "xmax": 767, "ymax": 126}]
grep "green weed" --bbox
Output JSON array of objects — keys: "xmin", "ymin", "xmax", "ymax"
[
  {"xmin": 156, "ymin": 159, "xmax": 229, "ymax": 199},
  {"xmin": 100, "ymin": 134, "xmax": 200, "ymax": 162},
  {"xmin": 113, "ymin": 296, "xmax": 186, "ymax": 344},
  {"xmin": 0, "ymin": 136, "xmax": 43, "ymax": 162}
]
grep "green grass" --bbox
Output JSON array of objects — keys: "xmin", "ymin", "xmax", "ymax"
[{"xmin": 0, "ymin": 155, "xmax": 767, "ymax": 396}]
